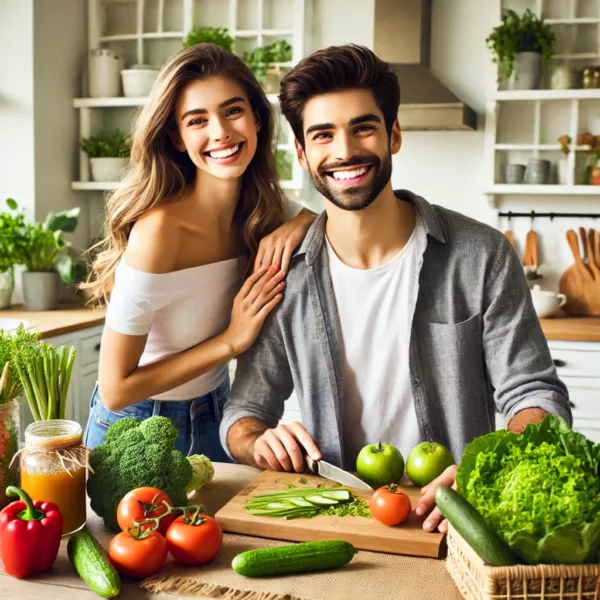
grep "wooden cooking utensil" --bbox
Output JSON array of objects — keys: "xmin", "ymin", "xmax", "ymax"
[
  {"xmin": 504, "ymin": 229, "xmax": 516, "ymax": 249},
  {"xmin": 523, "ymin": 228, "xmax": 538, "ymax": 269},
  {"xmin": 591, "ymin": 228, "xmax": 600, "ymax": 269},
  {"xmin": 559, "ymin": 229, "xmax": 600, "ymax": 315},
  {"xmin": 581, "ymin": 227, "xmax": 600, "ymax": 279},
  {"xmin": 0, "ymin": 362, "xmax": 8, "ymax": 395}
]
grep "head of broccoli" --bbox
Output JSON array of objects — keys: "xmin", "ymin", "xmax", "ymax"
[{"xmin": 87, "ymin": 416, "xmax": 193, "ymax": 531}]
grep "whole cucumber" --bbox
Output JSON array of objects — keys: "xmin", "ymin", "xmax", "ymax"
[
  {"xmin": 67, "ymin": 529, "xmax": 121, "ymax": 598},
  {"xmin": 435, "ymin": 485, "xmax": 517, "ymax": 566},
  {"xmin": 232, "ymin": 540, "xmax": 355, "ymax": 577}
]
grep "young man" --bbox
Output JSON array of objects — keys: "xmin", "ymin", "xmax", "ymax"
[{"xmin": 219, "ymin": 45, "xmax": 571, "ymax": 532}]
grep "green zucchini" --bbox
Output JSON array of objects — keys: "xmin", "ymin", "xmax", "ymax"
[
  {"xmin": 67, "ymin": 529, "xmax": 121, "ymax": 598},
  {"xmin": 435, "ymin": 485, "xmax": 517, "ymax": 566},
  {"xmin": 232, "ymin": 540, "xmax": 355, "ymax": 577}
]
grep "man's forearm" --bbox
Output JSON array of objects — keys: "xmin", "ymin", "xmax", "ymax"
[
  {"xmin": 227, "ymin": 417, "xmax": 270, "ymax": 467},
  {"xmin": 507, "ymin": 407, "xmax": 548, "ymax": 434}
]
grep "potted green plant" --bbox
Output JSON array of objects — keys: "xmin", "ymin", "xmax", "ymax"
[
  {"xmin": 0, "ymin": 199, "xmax": 28, "ymax": 309},
  {"xmin": 183, "ymin": 27, "xmax": 233, "ymax": 51},
  {"xmin": 15, "ymin": 200, "xmax": 81, "ymax": 311},
  {"xmin": 0, "ymin": 326, "xmax": 40, "ymax": 508},
  {"xmin": 244, "ymin": 40, "xmax": 292, "ymax": 93},
  {"xmin": 81, "ymin": 129, "xmax": 130, "ymax": 182},
  {"xmin": 486, "ymin": 9, "xmax": 556, "ymax": 90}
]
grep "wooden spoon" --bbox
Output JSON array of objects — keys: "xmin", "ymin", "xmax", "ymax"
[
  {"xmin": 580, "ymin": 227, "xmax": 600, "ymax": 279},
  {"xmin": 523, "ymin": 228, "xmax": 538, "ymax": 269},
  {"xmin": 593, "ymin": 229, "xmax": 600, "ymax": 269}
]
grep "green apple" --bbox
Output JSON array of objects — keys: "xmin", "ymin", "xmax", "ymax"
[
  {"xmin": 405, "ymin": 441, "xmax": 454, "ymax": 488},
  {"xmin": 356, "ymin": 442, "xmax": 404, "ymax": 488}
]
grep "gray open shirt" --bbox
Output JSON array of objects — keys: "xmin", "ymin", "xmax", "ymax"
[{"xmin": 220, "ymin": 190, "xmax": 571, "ymax": 468}]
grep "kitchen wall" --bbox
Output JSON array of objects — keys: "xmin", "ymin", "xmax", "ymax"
[{"xmin": 0, "ymin": 0, "xmax": 88, "ymax": 303}]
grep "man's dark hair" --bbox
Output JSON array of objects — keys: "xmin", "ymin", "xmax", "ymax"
[{"xmin": 278, "ymin": 44, "xmax": 400, "ymax": 147}]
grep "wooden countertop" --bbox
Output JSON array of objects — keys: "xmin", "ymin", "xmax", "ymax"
[
  {"xmin": 0, "ymin": 464, "xmax": 461, "ymax": 600},
  {"xmin": 539, "ymin": 316, "xmax": 600, "ymax": 342},
  {"xmin": 0, "ymin": 304, "xmax": 106, "ymax": 339}
]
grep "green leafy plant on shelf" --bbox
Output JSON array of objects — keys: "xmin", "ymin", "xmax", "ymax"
[
  {"xmin": 183, "ymin": 27, "xmax": 234, "ymax": 51},
  {"xmin": 0, "ymin": 199, "xmax": 28, "ymax": 276},
  {"xmin": 244, "ymin": 40, "xmax": 292, "ymax": 80},
  {"xmin": 80, "ymin": 130, "xmax": 131, "ymax": 159},
  {"xmin": 486, "ymin": 9, "xmax": 555, "ymax": 82},
  {"xmin": 8, "ymin": 198, "xmax": 83, "ymax": 283}
]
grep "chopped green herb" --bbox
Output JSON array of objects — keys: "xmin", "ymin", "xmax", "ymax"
[
  {"xmin": 299, "ymin": 477, "xmax": 308, "ymax": 485},
  {"xmin": 287, "ymin": 483, "xmax": 296, "ymax": 489},
  {"xmin": 322, "ymin": 498, "xmax": 372, "ymax": 518},
  {"xmin": 316, "ymin": 483, "xmax": 322, "ymax": 488}
]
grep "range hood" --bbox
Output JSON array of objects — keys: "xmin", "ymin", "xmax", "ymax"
[{"xmin": 373, "ymin": 0, "xmax": 477, "ymax": 131}]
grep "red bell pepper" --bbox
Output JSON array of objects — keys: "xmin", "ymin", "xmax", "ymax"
[{"xmin": 0, "ymin": 486, "xmax": 63, "ymax": 578}]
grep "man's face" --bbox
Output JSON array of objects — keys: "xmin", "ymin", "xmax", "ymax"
[{"xmin": 296, "ymin": 89, "xmax": 401, "ymax": 211}]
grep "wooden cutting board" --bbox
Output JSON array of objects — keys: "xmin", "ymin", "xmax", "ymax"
[{"xmin": 214, "ymin": 470, "xmax": 445, "ymax": 558}]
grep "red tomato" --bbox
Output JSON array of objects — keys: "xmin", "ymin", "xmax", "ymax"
[
  {"xmin": 165, "ymin": 512, "xmax": 223, "ymax": 565},
  {"xmin": 116, "ymin": 487, "xmax": 175, "ymax": 535},
  {"xmin": 369, "ymin": 484, "xmax": 412, "ymax": 526},
  {"xmin": 108, "ymin": 530, "xmax": 168, "ymax": 579}
]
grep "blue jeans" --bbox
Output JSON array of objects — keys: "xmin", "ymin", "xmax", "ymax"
[{"xmin": 84, "ymin": 378, "xmax": 232, "ymax": 463}]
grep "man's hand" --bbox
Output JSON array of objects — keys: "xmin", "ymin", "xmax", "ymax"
[
  {"xmin": 254, "ymin": 421, "xmax": 321, "ymax": 472},
  {"xmin": 507, "ymin": 407, "xmax": 548, "ymax": 434},
  {"xmin": 413, "ymin": 464, "xmax": 458, "ymax": 533}
]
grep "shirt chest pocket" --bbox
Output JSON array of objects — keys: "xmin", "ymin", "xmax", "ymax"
[{"xmin": 422, "ymin": 312, "xmax": 486, "ymax": 404}]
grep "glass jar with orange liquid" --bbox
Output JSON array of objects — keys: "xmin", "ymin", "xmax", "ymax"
[{"xmin": 20, "ymin": 420, "xmax": 88, "ymax": 535}]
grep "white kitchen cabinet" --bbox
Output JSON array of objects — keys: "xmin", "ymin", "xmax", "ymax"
[{"xmin": 19, "ymin": 325, "xmax": 103, "ymax": 441}]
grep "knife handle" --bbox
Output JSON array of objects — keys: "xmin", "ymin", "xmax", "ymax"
[{"xmin": 305, "ymin": 455, "xmax": 319, "ymax": 474}]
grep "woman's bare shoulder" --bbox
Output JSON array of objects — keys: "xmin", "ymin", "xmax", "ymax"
[{"xmin": 126, "ymin": 204, "xmax": 182, "ymax": 274}]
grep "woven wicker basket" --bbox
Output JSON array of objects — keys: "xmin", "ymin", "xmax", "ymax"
[{"xmin": 446, "ymin": 525, "xmax": 600, "ymax": 600}]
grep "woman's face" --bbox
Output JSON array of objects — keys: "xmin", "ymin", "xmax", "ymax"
[{"xmin": 172, "ymin": 75, "xmax": 260, "ymax": 180}]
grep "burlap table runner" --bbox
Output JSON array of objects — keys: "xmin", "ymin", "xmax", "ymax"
[{"xmin": 135, "ymin": 532, "xmax": 461, "ymax": 600}]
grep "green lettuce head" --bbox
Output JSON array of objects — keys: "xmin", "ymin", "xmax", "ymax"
[{"xmin": 456, "ymin": 416, "xmax": 600, "ymax": 565}]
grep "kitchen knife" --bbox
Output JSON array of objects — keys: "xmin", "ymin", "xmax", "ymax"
[{"xmin": 305, "ymin": 456, "xmax": 373, "ymax": 491}]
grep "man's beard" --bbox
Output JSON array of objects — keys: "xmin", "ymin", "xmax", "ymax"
[{"xmin": 308, "ymin": 152, "xmax": 392, "ymax": 212}]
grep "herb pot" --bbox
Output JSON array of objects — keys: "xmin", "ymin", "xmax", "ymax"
[
  {"xmin": 549, "ymin": 64, "xmax": 578, "ymax": 90},
  {"xmin": 0, "ymin": 400, "xmax": 20, "ymax": 509},
  {"xmin": 90, "ymin": 157, "xmax": 129, "ymax": 182},
  {"xmin": 22, "ymin": 271, "xmax": 59, "ymax": 311},
  {"xmin": 0, "ymin": 268, "xmax": 14, "ymax": 309},
  {"xmin": 509, "ymin": 52, "xmax": 542, "ymax": 90}
]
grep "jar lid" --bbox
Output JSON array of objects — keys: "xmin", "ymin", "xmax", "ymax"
[{"xmin": 25, "ymin": 420, "xmax": 82, "ymax": 450}]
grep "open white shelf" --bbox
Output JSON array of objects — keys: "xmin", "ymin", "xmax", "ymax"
[
  {"xmin": 73, "ymin": 96, "xmax": 148, "ymax": 108},
  {"xmin": 75, "ymin": 0, "xmax": 309, "ymax": 192},
  {"xmin": 492, "ymin": 89, "xmax": 600, "ymax": 101},
  {"xmin": 544, "ymin": 17, "xmax": 600, "ymax": 24},
  {"xmin": 494, "ymin": 144, "xmax": 592, "ymax": 151},
  {"xmin": 485, "ymin": 185, "xmax": 600, "ymax": 196}
]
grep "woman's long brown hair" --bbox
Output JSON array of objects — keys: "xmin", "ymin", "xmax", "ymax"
[{"xmin": 84, "ymin": 43, "xmax": 285, "ymax": 302}]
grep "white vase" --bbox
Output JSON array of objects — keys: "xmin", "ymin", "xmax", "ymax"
[
  {"xmin": 557, "ymin": 157, "xmax": 570, "ymax": 185},
  {"xmin": 90, "ymin": 157, "xmax": 129, "ymax": 182},
  {"xmin": 509, "ymin": 52, "xmax": 543, "ymax": 90},
  {"xmin": 89, "ymin": 49, "xmax": 124, "ymax": 98},
  {"xmin": 0, "ymin": 269, "xmax": 14, "ymax": 309}
]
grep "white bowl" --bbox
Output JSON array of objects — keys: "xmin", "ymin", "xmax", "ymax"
[
  {"xmin": 530, "ymin": 285, "xmax": 567, "ymax": 318},
  {"xmin": 121, "ymin": 65, "xmax": 159, "ymax": 97}
]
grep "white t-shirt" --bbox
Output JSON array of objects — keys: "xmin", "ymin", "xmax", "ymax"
[
  {"xmin": 105, "ymin": 197, "xmax": 304, "ymax": 401},
  {"xmin": 325, "ymin": 215, "xmax": 425, "ymax": 466}
]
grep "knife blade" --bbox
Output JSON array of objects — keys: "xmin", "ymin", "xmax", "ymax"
[{"xmin": 305, "ymin": 456, "xmax": 373, "ymax": 491}]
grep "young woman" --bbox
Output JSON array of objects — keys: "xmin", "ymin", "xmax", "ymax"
[{"xmin": 83, "ymin": 43, "xmax": 314, "ymax": 461}]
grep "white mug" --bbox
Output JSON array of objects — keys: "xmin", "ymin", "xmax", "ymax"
[{"xmin": 530, "ymin": 285, "xmax": 567, "ymax": 318}]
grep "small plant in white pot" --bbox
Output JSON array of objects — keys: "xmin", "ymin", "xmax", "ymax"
[
  {"xmin": 244, "ymin": 40, "xmax": 292, "ymax": 93},
  {"xmin": 81, "ymin": 130, "xmax": 130, "ymax": 182},
  {"xmin": 486, "ymin": 9, "xmax": 555, "ymax": 90},
  {"xmin": 17, "ymin": 202, "xmax": 82, "ymax": 311},
  {"xmin": 0, "ymin": 199, "xmax": 28, "ymax": 309}
]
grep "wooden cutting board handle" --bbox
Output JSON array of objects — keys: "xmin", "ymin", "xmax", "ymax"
[
  {"xmin": 523, "ymin": 229, "xmax": 538, "ymax": 268},
  {"xmin": 593, "ymin": 229, "xmax": 600, "ymax": 269},
  {"xmin": 566, "ymin": 229, "xmax": 591, "ymax": 277}
]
